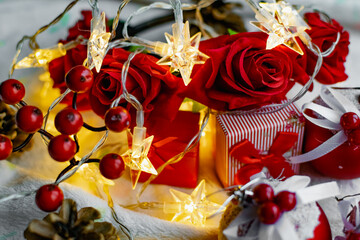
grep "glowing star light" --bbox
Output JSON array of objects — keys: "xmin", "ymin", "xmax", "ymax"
[
  {"xmin": 88, "ymin": 12, "xmax": 111, "ymax": 72},
  {"xmin": 15, "ymin": 43, "xmax": 66, "ymax": 69},
  {"xmin": 246, "ymin": 0, "xmax": 311, "ymax": 55},
  {"xmin": 121, "ymin": 127, "xmax": 157, "ymax": 189},
  {"xmin": 163, "ymin": 180, "xmax": 223, "ymax": 225},
  {"xmin": 154, "ymin": 21, "xmax": 209, "ymax": 86}
]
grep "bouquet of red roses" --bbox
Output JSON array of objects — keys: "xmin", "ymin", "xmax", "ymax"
[{"xmin": 48, "ymin": 8, "xmax": 350, "ymax": 131}]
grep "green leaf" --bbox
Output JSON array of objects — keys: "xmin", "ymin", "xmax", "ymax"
[
  {"xmin": 182, "ymin": 98, "xmax": 206, "ymax": 113},
  {"xmin": 228, "ymin": 28, "xmax": 239, "ymax": 35},
  {"xmin": 127, "ymin": 45, "xmax": 149, "ymax": 53}
]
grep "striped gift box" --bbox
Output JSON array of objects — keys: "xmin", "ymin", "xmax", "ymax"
[{"xmin": 215, "ymin": 103, "xmax": 304, "ymax": 187}]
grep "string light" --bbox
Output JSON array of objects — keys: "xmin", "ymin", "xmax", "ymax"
[
  {"xmin": 87, "ymin": 11, "xmax": 111, "ymax": 72},
  {"xmin": 121, "ymin": 127, "xmax": 158, "ymax": 189},
  {"xmin": 154, "ymin": 21, "xmax": 209, "ymax": 86},
  {"xmin": 163, "ymin": 180, "xmax": 222, "ymax": 225},
  {"xmin": 14, "ymin": 43, "xmax": 66, "ymax": 69},
  {"xmin": 246, "ymin": 0, "xmax": 311, "ymax": 55}
]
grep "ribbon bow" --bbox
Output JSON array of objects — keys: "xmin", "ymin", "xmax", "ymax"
[
  {"xmin": 230, "ymin": 132, "xmax": 298, "ymax": 184},
  {"xmin": 223, "ymin": 175, "xmax": 339, "ymax": 240},
  {"xmin": 290, "ymin": 87, "xmax": 359, "ymax": 164}
]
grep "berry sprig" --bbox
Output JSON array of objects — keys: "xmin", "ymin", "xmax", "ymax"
[
  {"xmin": 252, "ymin": 183, "xmax": 297, "ymax": 224},
  {"xmin": 0, "ymin": 64, "xmax": 131, "ymax": 212},
  {"xmin": 340, "ymin": 112, "xmax": 360, "ymax": 146}
]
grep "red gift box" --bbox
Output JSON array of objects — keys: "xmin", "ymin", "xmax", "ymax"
[
  {"xmin": 215, "ymin": 103, "xmax": 304, "ymax": 187},
  {"xmin": 138, "ymin": 111, "xmax": 199, "ymax": 188}
]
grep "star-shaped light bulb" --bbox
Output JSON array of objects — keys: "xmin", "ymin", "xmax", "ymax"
[
  {"xmin": 15, "ymin": 43, "xmax": 66, "ymax": 69},
  {"xmin": 121, "ymin": 127, "xmax": 157, "ymax": 189},
  {"xmin": 246, "ymin": 0, "xmax": 311, "ymax": 55},
  {"xmin": 163, "ymin": 180, "xmax": 223, "ymax": 225},
  {"xmin": 87, "ymin": 11, "xmax": 111, "ymax": 72},
  {"xmin": 154, "ymin": 21, "xmax": 209, "ymax": 86}
]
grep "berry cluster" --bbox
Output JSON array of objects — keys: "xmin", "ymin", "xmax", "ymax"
[
  {"xmin": 0, "ymin": 65, "xmax": 132, "ymax": 212},
  {"xmin": 252, "ymin": 183, "xmax": 297, "ymax": 224},
  {"xmin": 340, "ymin": 112, "xmax": 360, "ymax": 145}
]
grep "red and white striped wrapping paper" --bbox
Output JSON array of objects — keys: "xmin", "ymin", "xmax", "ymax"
[{"xmin": 215, "ymin": 103, "xmax": 304, "ymax": 187}]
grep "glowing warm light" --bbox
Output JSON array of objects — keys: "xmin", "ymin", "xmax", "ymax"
[
  {"xmin": 163, "ymin": 180, "xmax": 222, "ymax": 225},
  {"xmin": 87, "ymin": 12, "xmax": 111, "ymax": 72},
  {"xmin": 246, "ymin": 0, "xmax": 311, "ymax": 55},
  {"xmin": 121, "ymin": 127, "xmax": 157, "ymax": 189},
  {"xmin": 15, "ymin": 43, "xmax": 66, "ymax": 69},
  {"xmin": 79, "ymin": 162, "xmax": 115, "ymax": 186},
  {"xmin": 154, "ymin": 21, "xmax": 209, "ymax": 86}
]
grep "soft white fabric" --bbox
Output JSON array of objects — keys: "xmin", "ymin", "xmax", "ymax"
[{"xmin": 0, "ymin": 0, "xmax": 360, "ymax": 239}]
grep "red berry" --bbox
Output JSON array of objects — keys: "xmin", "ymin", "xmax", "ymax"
[
  {"xmin": 35, "ymin": 184, "xmax": 64, "ymax": 212},
  {"xmin": 0, "ymin": 79, "xmax": 25, "ymax": 104},
  {"xmin": 48, "ymin": 135, "xmax": 76, "ymax": 162},
  {"xmin": 65, "ymin": 65, "xmax": 93, "ymax": 93},
  {"xmin": 275, "ymin": 191, "xmax": 297, "ymax": 212},
  {"xmin": 258, "ymin": 202, "xmax": 281, "ymax": 224},
  {"xmin": 16, "ymin": 105, "xmax": 43, "ymax": 133},
  {"xmin": 348, "ymin": 129, "xmax": 360, "ymax": 146},
  {"xmin": 104, "ymin": 107, "xmax": 131, "ymax": 132},
  {"xmin": 253, "ymin": 184, "xmax": 274, "ymax": 204},
  {"xmin": 55, "ymin": 108, "xmax": 83, "ymax": 135},
  {"xmin": 0, "ymin": 134, "xmax": 12, "ymax": 160},
  {"xmin": 99, "ymin": 153, "xmax": 125, "ymax": 179},
  {"xmin": 341, "ymin": 112, "xmax": 360, "ymax": 130}
]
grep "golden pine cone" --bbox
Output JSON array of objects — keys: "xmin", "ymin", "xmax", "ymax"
[
  {"xmin": 24, "ymin": 199, "xmax": 120, "ymax": 240},
  {"xmin": 0, "ymin": 101, "xmax": 32, "ymax": 154}
]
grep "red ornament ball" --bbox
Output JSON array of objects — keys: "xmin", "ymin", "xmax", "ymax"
[
  {"xmin": 55, "ymin": 108, "xmax": 83, "ymax": 135},
  {"xmin": 0, "ymin": 79, "xmax": 25, "ymax": 104},
  {"xmin": 48, "ymin": 135, "xmax": 76, "ymax": 162},
  {"xmin": 35, "ymin": 184, "xmax": 64, "ymax": 212},
  {"xmin": 104, "ymin": 107, "xmax": 131, "ymax": 132},
  {"xmin": 307, "ymin": 203, "xmax": 332, "ymax": 240},
  {"xmin": 348, "ymin": 129, "xmax": 360, "ymax": 146},
  {"xmin": 347, "ymin": 233, "xmax": 360, "ymax": 240},
  {"xmin": 257, "ymin": 202, "xmax": 281, "ymax": 224},
  {"xmin": 340, "ymin": 112, "xmax": 360, "ymax": 130},
  {"xmin": 253, "ymin": 183, "xmax": 274, "ymax": 204},
  {"xmin": 16, "ymin": 105, "xmax": 43, "ymax": 133},
  {"xmin": 99, "ymin": 153, "xmax": 125, "ymax": 179},
  {"xmin": 0, "ymin": 134, "xmax": 13, "ymax": 160},
  {"xmin": 65, "ymin": 65, "xmax": 93, "ymax": 93},
  {"xmin": 304, "ymin": 112, "xmax": 360, "ymax": 179},
  {"xmin": 275, "ymin": 191, "xmax": 297, "ymax": 212}
]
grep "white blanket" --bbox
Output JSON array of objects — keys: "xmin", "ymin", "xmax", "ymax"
[{"xmin": 1, "ymin": 0, "xmax": 360, "ymax": 239}]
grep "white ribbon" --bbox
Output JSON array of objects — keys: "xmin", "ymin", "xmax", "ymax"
[
  {"xmin": 223, "ymin": 175, "xmax": 339, "ymax": 240},
  {"xmin": 290, "ymin": 87, "xmax": 359, "ymax": 164}
]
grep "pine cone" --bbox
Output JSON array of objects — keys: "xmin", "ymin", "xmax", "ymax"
[
  {"xmin": 24, "ymin": 199, "xmax": 119, "ymax": 240},
  {"xmin": 0, "ymin": 101, "xmax": 32, "ymax": 153},
  {"xmin": 218, "ymin": 201, "xmax": 243, "ymax": 240}
]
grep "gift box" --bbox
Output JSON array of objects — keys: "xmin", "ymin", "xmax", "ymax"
[
  {"xmin": 138, "ymin": 111, "xmax": 200, "ymax": 188},
  {"xmin": 215, "ymin": 103, "xmax": 304, "ymax": 187},
  {"xmin": 299, "ymin": 88, "xmax": 360, "ymax": 179}
]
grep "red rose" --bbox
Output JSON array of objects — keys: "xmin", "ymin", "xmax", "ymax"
[
  {"xmin": 48, "ymin": 44, "xmax": 90, "ymax": 110},
  {"xmin": 89, "ymin": 48, "xmax": 185, "ymax": 130},
  {"xmin": 303, "ymin": 12, "xmax": 350, "ymax": 84},
  {"xmin": 49, "ymin": 11, "xmax": 110, "ymax": 110},
  {"xmin": 183, "ymin": 32, "xmax": 294, "ymax": 111}
]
